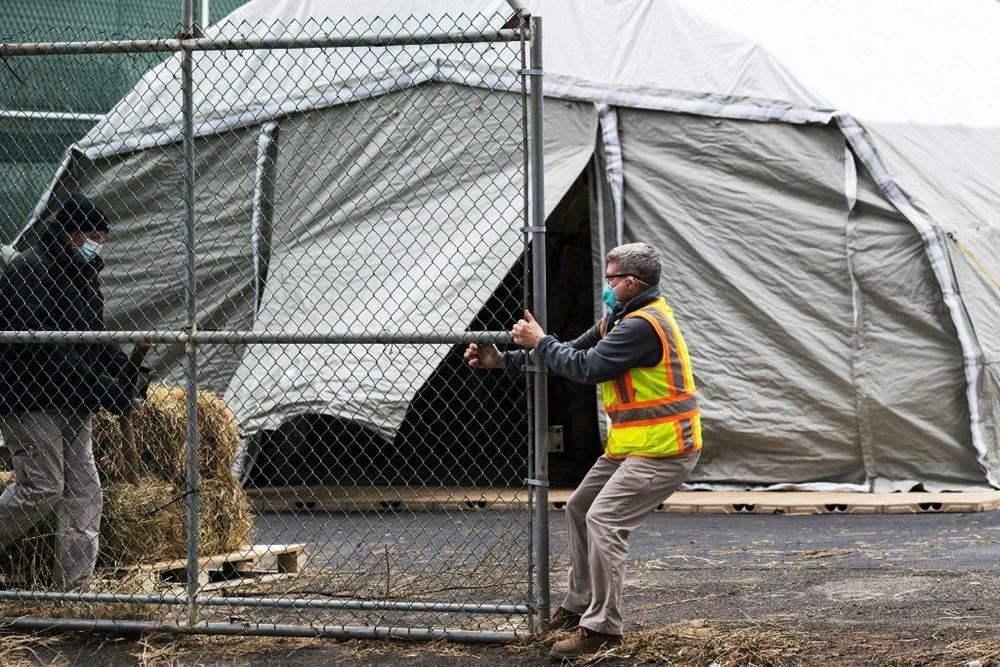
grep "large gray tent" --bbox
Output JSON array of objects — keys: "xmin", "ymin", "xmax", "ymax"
[{"xmin": 21, "ymin": 0, "xmax": 1000, "ymax": 491}]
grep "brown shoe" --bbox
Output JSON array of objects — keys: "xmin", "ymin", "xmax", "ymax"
[
  {"xmin": 549, "ymin": 626, "xmax": 622, "ymax": 659},
  {"xmin": 548, "ymin": 606, "xmax": 582, "ymax": 631}
]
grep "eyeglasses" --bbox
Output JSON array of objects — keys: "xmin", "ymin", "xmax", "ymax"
[{"xmin": 604, "ymin": 273, "xmax": 636, "ymax": 281}]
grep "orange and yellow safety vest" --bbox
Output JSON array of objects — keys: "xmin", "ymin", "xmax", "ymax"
[{"xmin": 598, "ymin": 297, "xmax": 701, "ymax": 458}]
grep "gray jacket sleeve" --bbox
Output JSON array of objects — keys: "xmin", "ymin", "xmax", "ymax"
[{"xmin": 504, "ymin": 317, "xmax": 662, "ymax": 385}]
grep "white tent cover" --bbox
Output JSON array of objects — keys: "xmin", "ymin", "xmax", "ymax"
[{"xmin": 51, "ymin": 0, "xmax": 1000, "ymax": 490}]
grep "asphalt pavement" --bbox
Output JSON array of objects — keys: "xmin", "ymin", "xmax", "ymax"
[{"xmin": 9, "ymin": 507, "xmax": 1000, "ymax": 665}]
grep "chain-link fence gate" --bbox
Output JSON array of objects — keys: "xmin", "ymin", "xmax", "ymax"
[{"xmin": 0, "ymin": 0, "xmax": 551, "ymax": 642}]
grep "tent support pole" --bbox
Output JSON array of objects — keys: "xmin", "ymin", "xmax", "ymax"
[{"xmin": 526, "ymin": 15, "xmax": 550, "ymax": 631}]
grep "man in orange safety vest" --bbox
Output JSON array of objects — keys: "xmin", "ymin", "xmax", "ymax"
[{"xmin": 465, "ymin": 241, "xmax": 701, "ymax": 659}]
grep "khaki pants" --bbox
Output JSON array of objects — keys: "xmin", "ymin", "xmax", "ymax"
[
  {"xmin": 0, "ymin": 412, "xmax": 102, "ymax": 591},
  {"xmin": 561, "ymin": 451, "xmax": 700, "ymax": 635}
]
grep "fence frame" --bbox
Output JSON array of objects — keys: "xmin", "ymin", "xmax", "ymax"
[{"xmin": 0, "ymin": 0, "xmax": 549, "ymax": 643}]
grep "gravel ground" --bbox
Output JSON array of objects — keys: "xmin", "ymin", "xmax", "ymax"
[{"xmin": 5, "ymin": 509, "xmax": 1000, "ymax": 665}]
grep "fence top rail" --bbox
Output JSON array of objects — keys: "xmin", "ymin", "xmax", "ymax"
[
  {"xmin": 0, "ymin": 28, "xmax": 523, "ymax": 57},
  {"xmin": 0, "ymin": 330, "xmax": 516, "ymax": 345},
  {"xmin": 0, "ymin": 109, "xmax": 104, "ymax": 122}
]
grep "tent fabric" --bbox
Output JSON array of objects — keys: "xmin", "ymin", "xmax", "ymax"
[
  {"xmin": 73, "ymin": 127, "xmax": 264, "ymax": 393},
  {"xmin": 523, "ymin": 0, "xmax": 828, "ymax": 112},
  {"xmin": 40, "ymin": 0, "xmax": 597, "ymax": 439},
  {"xmin": 618, "ymin": 111, "xmax": 865, "ymax": 485},
  {"xmin": 225, "ymin": 91, "xmax": 596, "ymax": 437},
  {"xmin": 524, "ymin": 0, "xmax": 1000, "ymax": 489},
  {"xmin": 847, "ymin": 157, "xmax": 981, "ymax": 491},
  {"xmin": 864, "ymin": 123, "xmax": 1000, "ymax": 355},
  {"xmin": 79, "ymin": 0, "xmax": 512, "ymax": 154},
  {"xmin": 523, "ymin": 1, "xmax": 998, "ymax": 489},
  {"xmin": 587, "ymin": 105, "xmax": 992, "ymax": 491},
  {"xmin": 861, "ymin": 122, "xmax": 1000, "ymax": 485},
  {"xmin": 21, "ymin": 0, "xmax": 1000, "ymax": 489}
]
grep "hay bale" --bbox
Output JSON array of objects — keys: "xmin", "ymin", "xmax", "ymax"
[
  {"xmin": 131, "ymin": 384, "xmax": 189, "ymax": 484},
  {"xmin": 99, "ymin": 475, "xmax": 253, "ymax": 567},
  {"xmin": 93, "ymin": 383, "xmax": 241, "ymax": 485},
  {"xmin": 98, "ymin": 477, "xmax": 184, "ymax": 566},
  {"xmin": 0, "ymin": 473, "xmax": 253, "ymax": 574},
  {"xmin": 197, "ymin": 476, "xmax": 255, "ymax": 556},
  {"xmin": 92, "ymin": 409, "xmax": 131, "ymax": 480},
  {"xmin": 195, "ymin": 389, "xmax": 241, "ymax": 482}
]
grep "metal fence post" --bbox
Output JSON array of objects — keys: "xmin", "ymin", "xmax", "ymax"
[
  {"xmin": 179, "ymin": 0, "xmax": 202, "ymax": 625},
  {"xmin": 527, "ymin": 15, "xmax": 549, "ymax": 631}
]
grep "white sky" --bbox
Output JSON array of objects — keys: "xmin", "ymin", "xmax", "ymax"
[{"xmin": 691, "ymin": 0, "xmax": 1000, "ymax": 126}]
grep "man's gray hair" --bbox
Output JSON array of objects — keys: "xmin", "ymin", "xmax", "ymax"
[{"xmin": 607, "ymin": 242, "xmax": 661, "ymax": 285}]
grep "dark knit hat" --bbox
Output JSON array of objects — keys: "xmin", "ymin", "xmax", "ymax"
[{"xmin": 54, "ymin": 192, "xmax": 110, "ymax": 233}]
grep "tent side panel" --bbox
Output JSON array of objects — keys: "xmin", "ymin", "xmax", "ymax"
[
  {"xmin": 849, "ymin": 164, "xmax": 983, "ymax": 490},
  {"xmin": 949, "ymin": 229, "xmax": 1000, "ymax": 486},
  {"xmin": 617, "ymin": 109, "xmax": 862, "ymax": 485},
  {"xmin": 983, "ymin": 361, "xmax": 1000, "ymax": 485},
  {"xmin": 864, "ymin": 122, "xmax": 1000, "ymax": 487}
]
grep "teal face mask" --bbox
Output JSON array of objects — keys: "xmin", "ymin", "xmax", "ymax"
[
  {"xmin": 76, "ymin": 238, "xmax": 103, "ymax": 263},
  {"xmin": 602, "ymin": 282, "xmax": 619, "ymax": 309}
]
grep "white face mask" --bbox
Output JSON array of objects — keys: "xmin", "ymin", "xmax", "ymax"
[{"xmin": 76, "ymin": 238, "xmax": 103, "ymax": 263}]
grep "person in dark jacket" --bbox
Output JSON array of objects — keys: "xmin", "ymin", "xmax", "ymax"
[
  {"xmin": 0, "ymin": 192, "xmax": 133, "ymax": 591},
  {"xmin": 464, "ymin": 241, "xmax": 701, "ymax": 659}
]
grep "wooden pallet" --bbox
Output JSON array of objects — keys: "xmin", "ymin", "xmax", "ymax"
[
  {"xmin": 246, "ymin": 486, "xmax": 1000, "ymax": 516},
  {"xmin": 650, "ymin": 491, "xmax": 1000, "ymax": 515},
  {"xmin": 120, "ymin": 543, "xmax": 306, "ymax": 593}
]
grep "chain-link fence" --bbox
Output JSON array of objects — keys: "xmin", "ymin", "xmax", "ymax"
[{"xmin": 0, "ymin": 4, "xmax": 550, "ymax": 642}]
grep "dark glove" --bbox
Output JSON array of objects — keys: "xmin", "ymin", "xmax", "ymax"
[
  {"xmin": 99, "ymin": 345, "xmax": 129, "ymax": 375},
  {"xmin": 99, "ymin": 375, "xmax": 134, "ymax": 416},
  {"xmin": 135, "ymin": 365, "xmax": 152, "ymax": 401}
]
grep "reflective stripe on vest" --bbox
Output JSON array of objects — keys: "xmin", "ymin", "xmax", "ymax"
[{"xmin": 599, "ymin": 298, "xmax": 701, "ymax": 457}]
